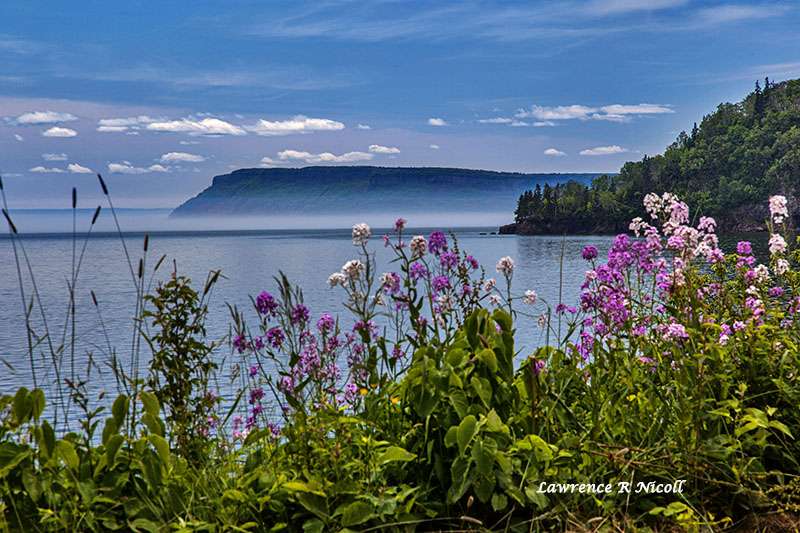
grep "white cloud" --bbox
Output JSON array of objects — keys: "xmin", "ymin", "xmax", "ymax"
[
  {"xmin": 427, "ymin": 117, "xmax": 447, "ymax": 126},
  {"xmin": 68, "ymin": 163, "xmax": 93, "ymax": 174},
  {"xmin": 147, "ymin": 118, "xmax": 246, "ymax": 136},
  {"xmin": 356, "ymin": 124, "xmax": 371, "ymax": 130},
  {"xmin": 17, "ymin": 111, "xmax": 77, "ymax": 125},
  {"xmin": 510, "ymin": 120, "xmax": 529, "ymax": 127},
  {"xmin": 14, "ymin": 134, "xmax": 24, "ymax": 142},
  {"xmin": 260, "ymin": 157, "xmax": 278, "ymax": 167},
  {"xmin": 533, "ymin": 121, "xmax": 556, "ymax": 127},
  {"xmin": 276, "ymin": 149, "xmax": 373, "ymax": 164},
  {"xmin": 245, "ymin": 115, "xmax": 345, "ymax": 136},
  {"xmin": 478, "ymin": 117, "xmax": 513, "ymax": 124},
  {"xmin": 108, "ymin": 162, "xmax": 170, "ymax": 174},
  {"xmin": 42, "ymin": 153, "xmax": 68, "ymax": 161},
  {"xmin": 517, "ymin": 103, "xmax": 674, "ymax": 123},
  {"xmin": 544, "ymin": 148, "xmax": 566, "ymax": 157},
  {"xmin": 179, "ymin": 140, "xmax": 201, "ymax": 145},
  {"xmin": 29, "ymin": 166, "xmax": 66, "ymax": 173},
  {"xmin": 368, "ymin": 144, "xmax": 400, "ymax": 154},
  {"xmin": 42, "ymin": 127, "xmax": 78, "ymax": 138},
  {"xmin": 429, "ymin": 144, "xmax": 440, "ymax": 150},
  {"xmin": 579, "ymin": 145, "xmax": 629, "ymax": 156},
  {"xmin": 600, "ymin": 104, "xmax": 673, "ymax": 115},
  {"xmin": 517, "ymin": 105, "xmax": 596, "ymax": 121},
  {"xmin": 696, "ymin": 5, "xmax": 783, "ymax": 25},
  {"xmin": 585, "ymin": 0, "xmax": 687, "ymax": 15},
  {"xmin": 97, "ymin": 115, "xmax": 158, "ymax": 132},
  {"xmin": 159, "ymin": 152, "xmax": 206, "ymax": 163}
]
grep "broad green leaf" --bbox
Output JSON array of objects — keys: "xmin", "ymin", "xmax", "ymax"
[
  {"xmin": 55, "ymin": 440, "xmax": 79, "ymax": 469},
  {"xmin": 339, "ymin": 500, "xmax": 375, "ymax": 526},
  {"xmin": 376, "ymin": 446, "xmax": 416, "ymax": 465},
  {"xmin": 112, "ymin": 395, "xmax": 129, "ymax": 426},
  {"xmin": 140, "ymin": 391, "xmax": 159, "ymax": 418},
  {"xmin": 457, "ymin": 415, "xmax": 478, "ymax": 454},
  {"xmin": 148, "ymin": 434, "xmax": 170, "ymax": 465},
  {"xmin": 477, "ymin": 348, "xmax": 498, "ymax": 373},
  {"xmin": 29, "ymin": 388, "xmax": 45, "ymax": 421}
]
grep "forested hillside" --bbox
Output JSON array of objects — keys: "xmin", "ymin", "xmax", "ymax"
[{"xmin": 506, "ymin": 78, "xmax": 800, "ymax": 234}]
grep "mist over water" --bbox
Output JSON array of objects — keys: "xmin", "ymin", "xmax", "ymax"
[{"xmin": 5, "ymin": 208, "xmax": 514, "ymax": 234}]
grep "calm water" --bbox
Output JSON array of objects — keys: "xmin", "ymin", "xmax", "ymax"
[{"xmin": 0, "ymin": 221, "xmax": 613, "ymax": 421}]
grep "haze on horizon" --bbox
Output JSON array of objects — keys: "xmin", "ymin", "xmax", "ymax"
[{"xmin": 1, "ymin": 0, "xmax": 799, "ymax": 209}]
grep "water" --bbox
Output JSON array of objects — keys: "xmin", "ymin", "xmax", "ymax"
[{"xmin": 0, "ymin": 216, "xmax": 613, "ymax": 422}]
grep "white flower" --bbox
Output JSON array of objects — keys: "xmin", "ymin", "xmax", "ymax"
[
  {"xmin": 746, "ymin": 285, "xmax": 760, "ymax": 297},
  {"xmin": 754, "ymin": 264, "xmax": 770, "ymax": 284},
  {"xmin": 489, "ymin": 294, "xmax": 501, "ymax": 306},
  {"xmin": 537, "ymin": 313, "xmax": 548, "ymax": 328},
  {"xmin": 327, "ymin": 272, "xmax": 347, "ymax": 287},
  {"xmin": 769, "ymin": 195, "xmax": 788, "ymax": 224},
  {"xmin": 523, "ymin": 290, "xmax": 537, "ymax": 305},
  {"xmin": 483, "ymin": 278, "xmax": 496, "ymax": 292},
  {"xmin": 769, "ymin": 233, "xmax": 787, "ymax": 256},
  {"xmin": 585, "ymin": 269, "xmax": 597, "ymax": 281},
  {"xmin": 342, "ymin": 259, "xmax": 365, "ymax": 280},
  {"xmin": 495, "ymin": 256, "xmax": 515, "ymax": 277},
  {"xmin": 776, "ymin": 258, "xmax": 790, "ymax": 275},
  {"xmin": 352, "ymin": 223, "xmax": 371, "ymax": 245},
  {"xmin": 409, "ymin": 235, "xmax": 427, "ymax": 256}
]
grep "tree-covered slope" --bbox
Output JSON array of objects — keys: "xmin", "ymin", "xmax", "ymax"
[
  {"xmin": 506, "ymin": 78, "xmax": 800, "ymax": 234},
  {"xmin": 171, "ymin": 166, "xmax": 602, "ymax": 217}
]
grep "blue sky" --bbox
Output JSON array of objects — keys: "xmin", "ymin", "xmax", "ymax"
[{"xmin": 1, "ymin": 0, "xmax": 799, "ymax": 207}]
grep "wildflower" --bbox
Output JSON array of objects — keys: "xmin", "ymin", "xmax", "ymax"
[
  {"xmin": 496, "ymin": 256, "xmax": 515, "ymax": 277},
  {"xmin": 328, "ymin": 272, "xmax": 347, "ymax": 287},
  {"xmin": 737, "ymin": 241, "xmax": 753, "ymax": 255},
  {"xmin": 769, "ymin": 195, "xmax": 788, "ymax": 224},
  {"xmin": 409, "ymin": 235, "xmax": 427, "ymax": 256},
  {"xmin": 523, "ymin": 290, "xmax": 537, "ymax": 305},
  {"xmin": 754, "ymin": 264, "xmax": 770, "ymax": 284},
  {"xmin": 537, "ymin": 313, "xmax": 548, "ymax": 329},
  {"xmin": 428, "ymin": 231, "xmax": 448, "ymax": 255},
  {"xmin": 380, "ymin": 271, "xmax": 401, "ymax": 294},
  {"xmin": 697, "ymin": 216, "xmax": 716, "ymax": 233},
  {"xmin": 769, "ymin": 286, "xmax": 784, "ymax": 297},
  {"xmin": 432, "ymin": 275, "xmax": 450, "ymax": 294},
  {"xmin": 342, "ymin": 259, "xmax": 365, "ymax": 280},
  {"xmin": 266, "ymin": 327, "xmax": 285, "ymax": 348},
  {"xmin": 278, "ymin": 375, "xmax": 294, "ymax": 395},
  {"xmin": 484, "ymin": 278, "xmax": 496, "ymax": 292},
  {"xmin": 719, "ymin": 324, "xmax": 732, "ymax": 346},
  {"xmin": 249, "ymin": 387, "xmax": 264, "ymax": 404},
  {"xmin": 233, "ymin": 334, "xmax": 249, "ymax": 353},
  {"xmin": 394, "ymin": 217, "xmax": 407, "ymax": 232},
  {"xmin": 581, "ymin": 245, "xmax": 598, "ymax": 261},
  {"xmin": 489, "ymin": 294, "xmax": 501, "ymax": 306},
  {"xmin": 255, "ymin": 290, "xmax": 278, "ymax": 317},
  {"xmin": 352, "ymin": 222, "xmax": 371, "ymax": 245},
  {"xmin": 769, "ymin": 233, "xmax": 787, "ymax": 255},
  {"xmin": 439, "ymin": 251, "xmax": 459, "ymax": 270},
  {"xmin": 776, "ymin": 258, "xmax": 790, "ymax": 275},
  {"xmin": 732, "ymin": 321, "xmax": 746, "ymax": 332},
  {"xmin": 409, "ymin": 262, "xmax": 429, "ymax": 281},
  {"xmin": 664, "ymin": 323, "xmax": 688, "ymax": 340},
  {"xmin": 316, "ymin": 313, "xmax": 335, "ymax": 333},
  {"xmin": 291, "ymin": 304, "xmax": 310, "ymax": 325},
  {"xmin": 249, "ymin": 364, "xmax": 258, "ymax": 377},
  {"xmin": 465, "ymin": 255, "xmax": 479, "ymax": 269}
]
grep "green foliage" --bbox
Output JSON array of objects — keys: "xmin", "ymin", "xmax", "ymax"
[{"xmin": 143, "ymin": 272, "xmax": 219, "ymax": 462}]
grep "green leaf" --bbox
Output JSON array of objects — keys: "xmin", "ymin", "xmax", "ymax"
[
  {"xmin": 457, "ymin": 415, "xmax": 478, "ymax": 454},
  {"xmin": 55, "ymin": 440, "xmax": 79, "ymax": 470},
  {"xmin": 0, "ymin": 443, "xmax": 31, "ymax": 477},
  {"xmin": 39, "ymin": 420, "xmax": 56, "ymax": 459},
  {"xmin": 477, "ymin": 348, "xmax": 498, "ymax": 373},
  {"xmin": 491, "ymin": 493, "xmax": 508, "ymax": 512},
  {"xmin": 112, "ymin": 395, "xmax": 129, "ymax": 426},
  {"xmin": 472, "ymin": 439, "xmax": 495, "ymax": 475},
  {"xmin": 339, "ymin": 500, "xmax": 375, "ymax": 526},
  {"xmin": 29, "ymin": 389, "xmax": 45, "ymax": 421},
  {"xmin": 141, "ymin": 413, "xmax": 164, "ymax": 437},
  {"xmin": 376, "ymin": 446, "xmax": 416, "ymax": 465},
  {"xmin": 449, "ymin": 389, "xmax": 469, "ymax": 418},
  {"xmin": 106, "ymin": 434, "xmax": 124, "ymax": 465},
  {"xmin": 302, "ymin": 518, "xmax": 325, "ymax": 533},
  {"xmin": 128, "ymin": 518, "xmax": 160, "ymax": 532},
  {"xmin": 148, "ymin": 434, "xmax": 170, "ymax": 465},
  {"xmin": 444, "ymin": 426, "xmax": 458, "ymax": 448},
  {"xmin": 140, "ymin": 391, "xmax": 160, "ymax": 418},
  {"xmin": 12, "ymin": 387, "xmax": 31, "ymax": 424},
  {"xmin": 102, "ymin": 417, "xmax": 119, "ymax": 445}
]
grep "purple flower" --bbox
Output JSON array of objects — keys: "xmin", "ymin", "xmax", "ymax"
[
  {"xmin": 737, "ymin": 241, "xmax": 753, "ymax": 255},
  {"xmin": 266, "ymin": 327, "xmax": 285, "ymax": 348},
  {"xmin": 249, "ymin": 364, "xmax": 258, "ymax": 377},
  {"xmin": 432, "ymin": 275, "xmax": 451, "ymax": 294},
  {"xmin": 291, "ymin": 304, "xmax": 310, "ymax": 325},
  {"xmin": 249, "ymin": 387, "xmax": 264, "ymax": 405},
  {"xmin": 316, "ymin": 313, "xmax": 335, "ymax": 333},
  {"xmin": 255, "ymin": 291, "xmax": 278, "ymax": 317},
  {"xmin": 278, "ymin": 375, "xmax": 295, "ymax": 395},
  {"xmin": 439, "ymin": 251, "xmax": 459, "ymax": 270},
  {"xmin": 581, "ymin": 245, "xmax": 598, "ymax": 261},
  {"xmin": 394, "ymin": 217, "xmax": 407, "ymax": 232},
  {"xmin": 353, "ymin": 320, "xmax": 378, "ymax": 341},
  {"xmin": 465, "ymin": 255, "xmax": 479, "ymax": 270},
  {"xmin": 233, "ymin": 334, "xmax": 249, "ymax": 353},
  {"xmin": 428, "ymin": 231, "xmax": 448, "ymax": 255},
  {"xmin": 409, "ymin": 262, "xmax": 429, "ymax": 281},
  {"xmin": 769, "ymin": 286, "xmax": 784, "ymax": 297}
]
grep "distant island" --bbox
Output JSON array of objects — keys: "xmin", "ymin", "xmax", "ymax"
[
  {"xmin": 503, "ymin": 77, "xmax": 800, "ymax": 235},
  {"xmin": 171, "ymin": 167, "xmax": 604, "ymax": 218}
]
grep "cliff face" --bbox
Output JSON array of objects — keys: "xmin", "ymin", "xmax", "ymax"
[{"xmin": 171, "ymin": 166, "xmax": 603, "ymax": 217}]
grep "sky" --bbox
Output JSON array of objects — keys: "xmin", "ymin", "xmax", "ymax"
[{"xmin": 1, "ymin": 0, "xmax": 799, "ymax": 208}]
